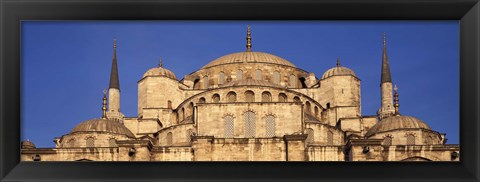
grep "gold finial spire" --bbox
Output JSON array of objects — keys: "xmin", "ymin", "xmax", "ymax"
[
  {"xmin": 336, "ymin": 57, "xmax": 341, "ymax": 67},
  {"xmin": 246, "ymin": 25, "xmax": 252, "ymax": 52},
  {"xmin": 159, "ymin": 57, "xmax": 163, "ymax": 68},
  {"xmin": 102, "ymin": 89, "xmax": 107, "ymax": 119},
  {"xmin": 393, "ymin": 85, "xmax": 400, "ymax": 116}
]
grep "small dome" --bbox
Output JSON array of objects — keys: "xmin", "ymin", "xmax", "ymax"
[
  {"xmin": 202, "ymin": 51, "xmax": 296, "ymax": 69},
  {"xmin": 142, "ymin": 66, "xmax": 177, "ymax": 80},
  {"xmin": 321, "ymin": 66, "xmax": 357, "ymax": 79},
  {"xmin": 21, "ymin": 140, "xmax": 36, "ymax": 149},
  {"xmin": 220, "ymin": 78, "xmax": 282, "ymax": 88},
  {"xmin": 70, "ymin": 118, "xmax": 135, "ymax": 138},
  {"xmin": 365, "ymin": 115, "xmax": 431, "ymax": 137}
]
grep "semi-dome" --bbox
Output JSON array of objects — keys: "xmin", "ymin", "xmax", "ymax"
[
  {"xmin": 21, "ymin": 140, "xmax": 36, "ymax": 149},
  {"xmin": 142, "ymin": 66, "xmax": 177, "ymax": 80},
  {"xmin": 321, "ymin": 66, "xmax": 357, "ymax": 80},
  {"xmin": 70, "ymin": 118, "xmax": 135, "ymax": 138},
  {"xmin": 220, "ymin": 78, "xmax": 282, "ymax": 88},
  {"xmin": 365, "ymin": 115, "xmax": 431, "ymax": 137},
  {"xmin": 202, "ymin": 51, "xmax": 296, "ymax": 69}
]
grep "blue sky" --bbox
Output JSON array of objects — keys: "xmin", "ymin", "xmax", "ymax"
[{"xmin": 21, "ymin": 21, "xmax": 459, "ymax": 147}]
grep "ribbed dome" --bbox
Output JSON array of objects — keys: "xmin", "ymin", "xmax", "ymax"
[
  {"xmin": 142, "ymin": 66, "xmax": 177, "ymax": 80},
  {"xmin": 202, "ymin": 52, "xmax": 296, "ymax": 69},
  {"xmin": 21, "ymin": 140, "xmax": 36, "ymax": 149},
  {"xmin": 365, "ymin": 115, "xmax": 431, "ymax": 137},
  {"xmin": 321, "ymin": 66, "xmax": 357, "ymax": 79},
  {"xmin": 220, "ymin": 78, "xmax": 282, "ymax": 88},
  {"xmin": 70, "ymin": 118, "xmax": 135, "ymax": 138}
]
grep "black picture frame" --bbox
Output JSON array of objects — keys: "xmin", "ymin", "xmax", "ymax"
[{"xmin": 1, "ymin": 0, "xmax": 479, "ymax": 181}]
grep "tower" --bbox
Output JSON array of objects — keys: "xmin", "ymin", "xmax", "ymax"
[
  {"xmin": 107, "ymin": 37, "xmax": 125, "ymax": 122},
  {"xmin": 378, "ymin": 33, "xmax": 395, "ymax": 120}
]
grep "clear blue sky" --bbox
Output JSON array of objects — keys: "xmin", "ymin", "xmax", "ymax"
[{"xmin": 21, "ymin": 21, "xmax": 459, "ymax": 147}]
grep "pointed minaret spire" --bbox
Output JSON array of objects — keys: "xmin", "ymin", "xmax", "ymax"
[
  {"xmin": 159, "ymin": 57, "xmax": 163, "ymax": 68},
  {"xmin": 381, "ymin": 32, "xmax": 392, "ymax": 84},
  {"xmin": 246, "ymin": 25, "xmax": 252, "ymax": 52},
  {"xmin": 393, "ymin": 85, "xmax": 400, "ymax": 116},
  {"xmin": 109, "ymin": 37, "xmax": 120, "ymax": 90},
  {"xmin": 336, "ymin": 57, "xmax": 341, "ymax": 67},
  {"xmin": 102, "ymin": 89, "xmax": 107, "ymax": 119}
]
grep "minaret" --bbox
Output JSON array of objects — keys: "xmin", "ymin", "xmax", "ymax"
[
  {"xmin": 378, "ymin": 33, "xmax": 395, "ymax": 120},
  {"xmin": 107, "ymin": 37, "xmax": 124, "ymax": 122}
]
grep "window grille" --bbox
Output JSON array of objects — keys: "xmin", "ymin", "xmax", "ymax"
[
  {"xmin": 244, "ymin": 111, "xmax": 256, "ymax": 138},
  {"xmin": 265, "ymin": 115, "xmax": 276, "ymax": 137},
  {"xmin": 327, "ymin": 131, "xmax": 334, "ymax": 145},
  {"xmin": 224, "ymin": 116, "xmax": 234, "ymax": 138},
  {"xmin": 86, "ymin": 137, "xmax": 95, "ymax": 148},
  {"xmin": 278, "ymin": 93, "xmax": 287, "ymax": 102},
  {"xmin": 212, "ymin": 94, "xmax": 220, "ymax": 103},
  {"xmin": 262, "ymin": 92, "xmax": 272, "ymax": 102},
  {"xmin": 306, "ymin": 128, "xmax": 314, "ymax": 144},
  {"xmin": 273, "ymin": 71, "xmax": 280, "ymax": 84},
  {"xmin": 167, "ymin": 132, "xmax": 173, "ymax": 145},
  {"xmin": 187, "ymin": 129, "xmax": 194, "ymax": 143},
  {"xmin": 108, "ymin": 138, "xmax": 117, "ymax": 147},
  {"xmin": 245, "ymin": 91, "xmax": 255, "ymax": 102},
  {"xmin": 406, "ymin": 134, "xmax": 415, "ymax": 145},
  {"xmin": 227, "ymin": 92, "xmax": 237, "ymax": 102},
  {"xmin": 383, "ymin": 136, "xmax": 392, "ymax": 146}
]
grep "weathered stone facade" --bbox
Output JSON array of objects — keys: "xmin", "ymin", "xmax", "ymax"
[{"xmin": 21, "ymin": 30, "xmax": 459, "ymax": 162}]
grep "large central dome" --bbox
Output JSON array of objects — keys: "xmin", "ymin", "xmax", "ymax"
[{"xmin": 201, "ymin": 51, "xmax": 296, "ymax": 69}]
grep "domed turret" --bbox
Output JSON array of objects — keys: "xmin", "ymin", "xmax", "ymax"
[
  {"xmin": 142, "ymin": 59, "xmax": 177, "ymax": 80},
  {"xmin": 365, "ymin": 115, "xmax": 431, "ymax": 137},
  {"xmin": 321, "ymin": 58, "xmax": 356, "ymax": 79},
  {"xmin": 70, "ymin": 118, "xmax": 135, "ymax": 138},
  {"xmin": 21, "ymin": 140, "xmax": 36, "ymax": 149}
]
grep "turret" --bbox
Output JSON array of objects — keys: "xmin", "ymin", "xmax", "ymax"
[{"xmin": 377, "ymin": 33, "xmax": 395, "ymax": 120}]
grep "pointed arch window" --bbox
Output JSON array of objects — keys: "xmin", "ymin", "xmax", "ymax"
[
  {"xmin": 245, "ymin": 91, "xmax": 255, "ymax": 102},
  {"xmin": 273, "ymin": 71, "xmax": 280, "ymax": 84},
  {"xmin": 227, "ymin": 91, "xmax": 237, "ymax": 102},
  {"xmin": 224, "ymin": 115, "xmax": 234, "ymax": 138},
  {"xmin": 265, "ymin": 115, "xmax": 276, "ymax": 137},
  {"xmin": 306, "ymin": 128, "xmax": 314, "ymax": 144},
  {"xmin": 244, "ymin": 111, "xmax": 256, "ymax": 138},
  {"xmin": 86, "ymin": 137, "xmax": 95, "ymax": 148},
  {"xmin": 261, "ymin": 91, "xmax": 272, "ymax": 102},
  {"xmin": 406, "ymin": 134, "xmax": 415, "ymax": 145},
  {"xmin": 167, "ymin": 132, "xmax": 173, "ymax": 145},
  {"xmin": 278, "ymin": 93, "xmax": 287, "ymax": 102},
  {"xmin": 255, "ymin": 69, "xmax": 262, "ymax": 80},
  {"xmin": 219, "ymin": 72, "xmax": 225, "ymax": 85}
]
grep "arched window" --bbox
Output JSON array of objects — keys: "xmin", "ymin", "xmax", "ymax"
[
  {"xmin": 255, "ymin": 69, "xmax": 262, "ymax": 80},
  {"xmin": 305, "ymin": 101, "xmax": 311, "ymax": 114},
  {"xmin": 265, "ymin": 115, "xmax": 276, "ymax": 137},
  {"xmin": 179, "ymin": 108, "xmax": 185, "ymax": 121},
  {"xmin": 203, "ymin": 76, "xmax": 209, "ymax": 89},
  {"xmin": 327, "ymin": 131, "xmax": 334, "ymax": 145},
  {"xmin": 187, "ymin": 129, "xmax": 194, "ymax": 143},
  {"xmin": 224, "ymin": 115, "xmax": 234, "ymax": 138},
  {"xmin": 166, "ymin": 132, "xmax": 173, "ymax": 145},
  {"xmin": 299, "ymin": 77, "xmax": 307, "ymax": 88},
  {"xmin": 244, "ymin": 111, "xmax": 256, "ymax": 138},
  {"xmin": 186, "ymin": 102, "xmax": 194, "ymax": 121},
  {"xmin": 293, "ymin": 96, "xmax": 301, "ymax": 103},
  {"xmin": 406, "ymin": 134, "xmax": 415, "ymax": 145},
  {"xmin": 108, "ymin": 138, "xmax": 117, "ymax": 147},
  {"xmin": 227, "ymin": 91, "xmax": 237, "ymax": 102},
  {"xmin": 167, "ymin": 100, "xmax": 172, "ymax": 109},
  {"xmin": 193, "ymin": 78, "xmax": 200, "ymax": 89},
  {"xmin": 212, "ymin": 94, "xmax": 220, "ymax": 103},
  {"xmin": 261, "ymin": 91, "xmax": 272, "ymax": 102},
  {"xmin": 199, "ymin": 97, "xmax": 206, "ymax": 103},
  {"xmin": 383, "ymin": 136, "xmax": 392, "ymax": 146},
  {"xmin": 86, "ymin": 137, "xmax": 95, "ymax": 148},
  {"xmin": 278, "ymin": 93, "xmax": 287, "ymax": 102},
  {"xmin": 326, "ymin": 103, "xmax": 331, "ymax": 109},
  {"xmin": 237, "ymin": 69, "xmax": 243, "ymax": 80},
  {"xmin": 306, "ymin": 128, "xmax": 314, "ymax": 144},
  {"xmin": 289, "ymin": 74, "xmax": 296, "ymax": 87},
  {"xmin": 273, "ymin": 71, "xmax": 280, "ymax": 84},
  {"xmin": 245, "ymin": 91, "xmax": 255, "ymax": 102},
  {"xmin": 314, "ymin": 106, "xmax": 319, "ymax": 118},
  {"xmin": 219, "ymin": 72, "xmax": 225, "ymax": 85}
]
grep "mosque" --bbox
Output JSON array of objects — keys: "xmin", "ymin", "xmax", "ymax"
[{"xmin": 21, "ymin": 27, "xmax": 460, "ymax": 161}]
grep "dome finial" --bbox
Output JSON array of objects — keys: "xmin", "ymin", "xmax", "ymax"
[
  {"xmin": 336, "ymin": 57, "xmax": 341, "ymax": 67},
  {"xmin": 159, "ymin": 57, "xmax": 163, "ymax": 68},
  {"xmin": 246, "ymin": 25, "xmax": 252, "ymax": 52},
  {"xmin": 102, "ymin": 89, "xmax": 107, "ymax": 119},
  {"xmin": 393, "ymin": 84, "xmax": 400, "ymax": 116}
]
